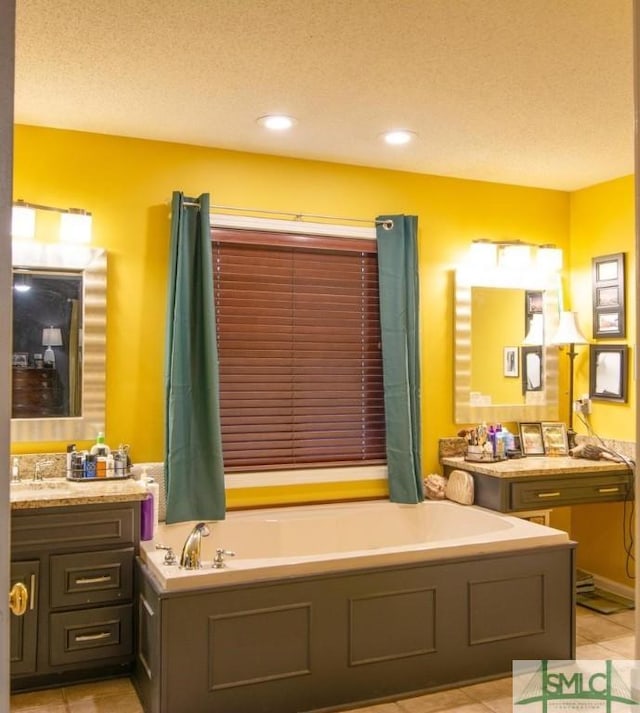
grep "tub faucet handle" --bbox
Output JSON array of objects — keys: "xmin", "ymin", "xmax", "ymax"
[
  {"xmin": 213, "ymin": 548, "xmax": 236, "ymax": 569},
  {"xmin": 156, "ymin": 544, "xmax": 177, "ymax": 566}
]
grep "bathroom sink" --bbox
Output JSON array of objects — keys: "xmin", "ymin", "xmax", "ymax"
[{"xmin": 10, "ymin": 478, "xmax": 74, "ymax": 495}]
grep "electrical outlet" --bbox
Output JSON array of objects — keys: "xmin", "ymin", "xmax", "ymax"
[{"xmin": 573, "ymin": 398, "xmax": 592, "ymax": 415}]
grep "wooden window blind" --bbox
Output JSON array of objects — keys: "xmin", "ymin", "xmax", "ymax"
[{"xmin": 212, "ymin": 228, "xmax": 386, "ymax": 471}]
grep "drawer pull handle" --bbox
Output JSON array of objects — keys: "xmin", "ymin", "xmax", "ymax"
[
  {"xmin": 598, "ymin": 487, "xmax": 620, "ymax": 494},
  {"xmin": 75, "ymin": 575, "xmax": 112, "ymax": 585},
  {"xmin": 29, "ymin": 574, "xmax": 36, "ymax": 611},
  {"xmin": 75, "ymin": 631, "xmax": 111, "ymax": 642},
  {"xmin": 537, "ymin": 491, "xmax": 561, "ymax": 498}
]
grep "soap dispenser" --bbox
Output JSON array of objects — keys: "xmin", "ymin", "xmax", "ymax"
[{"xmin": 11, "ymin": 457, "xmax": 20, "ymax": 482}]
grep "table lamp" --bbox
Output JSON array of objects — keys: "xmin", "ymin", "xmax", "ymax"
[
  {"xmin": 550, "ymin": 311, "xmax": 588, "ymax": 450},
  {"xmin": 42, "ymin": 326, "xmax": 63, "ymax": 368}
]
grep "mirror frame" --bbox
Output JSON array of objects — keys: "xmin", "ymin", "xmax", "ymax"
[
  {"xmin": 11, "ymin": 242, "xmax": 106, "ymax": 442},
  {"xmin": 454, "ymin": 266, "xmax": 560, "ymax": 424}
]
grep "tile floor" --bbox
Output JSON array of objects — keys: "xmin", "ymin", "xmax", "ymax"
[{"xmin": 9, "ymin": 605, "xmax": 636, "ymax": 713}]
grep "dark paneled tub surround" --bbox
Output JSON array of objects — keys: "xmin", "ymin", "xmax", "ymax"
[{"xmin": 134, "ymin": 501, "xmax": 575, "ymax": 713}]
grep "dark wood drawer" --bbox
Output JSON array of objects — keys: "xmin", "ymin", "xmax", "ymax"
[
  {"xmin": 49, "ymin": 604, "xmax": 133, "ymax": 666},
  {"xmin": 12, "ymin": 367, "xmax": 63, "ymax": 417},
  {"xmin": 50, "ymin": 548, "xmax": 134, "ymax": 609},
  {"xmin": 510, "ymin": 474, "xmax": 632, "ymax": 510},
  {"xmin": 12, "ymin": 505, "xmax": 136, "ymax": 553}
]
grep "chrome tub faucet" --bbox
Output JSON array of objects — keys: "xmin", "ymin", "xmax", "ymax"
[{"xmin": 179, "ymin": 522, "xmax": 210, "ymax": 569}]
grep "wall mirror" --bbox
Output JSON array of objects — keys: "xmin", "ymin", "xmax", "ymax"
[
  {"xmin": 11, "ymin": 242, "xmax": 106, "ymax": 442},
  {"xmin": 454, "ymin": 266, "xmax": 560, "ymax": 424}
]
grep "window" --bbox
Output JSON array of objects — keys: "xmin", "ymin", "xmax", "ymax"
[{"xmin": 212, "ymin": 228, "xmax": 385, "ymax": 471}]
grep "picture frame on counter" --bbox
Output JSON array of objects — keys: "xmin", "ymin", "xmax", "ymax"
[
  {"xmin": 541, "ymin": 421, "xmax": 569, "ymax": 456},
  {"xmin": 519, "ymin": 422, "xmax": 545, "ymax": 456}
]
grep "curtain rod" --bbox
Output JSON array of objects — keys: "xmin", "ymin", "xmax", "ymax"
[{"xmin": 180, "ymin": 200, "xmax": 394, "ymax": 230}]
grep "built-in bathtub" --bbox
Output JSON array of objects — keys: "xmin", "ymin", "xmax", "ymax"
[{"xmin": 134, "ymin": 500, "xmax": 575, "ymax": 713}]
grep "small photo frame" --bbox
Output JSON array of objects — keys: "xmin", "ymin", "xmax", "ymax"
[
  {"xmin": 590, "ymin": 344, "xmax": 628, "ymax": 402},
  {"xmin": 503, "ymin": 346, "xmax": 519, "ymax": 377},
  {"xmin": 525, "ymin": 290, "xmax": 543, "ymax": 315},
  {"xmin": 519, "ymin": 422, "xmax": 545, "ymax": 456},
  {"xmin": 592, "ymin": 253, "xmax": 625, "ymax": 339},
  {"xmin": 12, "ymin": 352, "xmax": 28, "ymax": 367},
  {"xmin": 541, "ymin": 422, "xmax": 569, "ymax": 456}
]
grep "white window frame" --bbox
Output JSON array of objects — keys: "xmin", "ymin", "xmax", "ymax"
[{"xmin": 210, "ymin": 212, "xmax": 387, "ymax": 489}]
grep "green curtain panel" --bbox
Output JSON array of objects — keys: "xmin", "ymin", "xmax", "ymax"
[
  {"xmin": 165, "ymin": 192, "xmax": 226, "ymax": 523},
  {"xmin": 376, "ymin": 214, "xmax": 423, "ymax": 503}
]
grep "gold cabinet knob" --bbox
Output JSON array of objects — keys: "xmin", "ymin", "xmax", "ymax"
[{"xmin": 9, "ymin": 582, "xmax": 28, "ymax": 616}]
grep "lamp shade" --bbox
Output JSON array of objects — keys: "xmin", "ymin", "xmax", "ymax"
[
  {"xmin": 42, "ymin": 327, "xmax": 63, "ymax": 347},
  {"xmin": 550, "ymin": 311, "xmax": 588, "ymax": 345},
  {"xmin": 523, "ymin": 313, "xmax": 544, "ymax": 346}
]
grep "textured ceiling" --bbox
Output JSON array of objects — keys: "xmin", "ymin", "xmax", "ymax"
[{"xmin": 15, "ymin": 0, "xmax": 634, "ymax": 191}]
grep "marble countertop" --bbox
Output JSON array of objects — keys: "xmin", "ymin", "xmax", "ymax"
[
  {"xmin": 441, "ymin": 455, "xmax": 633, "ymax": 478},
  {"xmin": 10, "ymin": 477, "xmax": 148, "ymax": 509}
]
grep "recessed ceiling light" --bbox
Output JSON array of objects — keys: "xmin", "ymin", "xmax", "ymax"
[
  {"xmin": 383, "ymin": 130, "xmax": 417, "ymax": 146},
  {"xmin": 257, "ymin": 115, "xmax": 296, "ymax": 131}
]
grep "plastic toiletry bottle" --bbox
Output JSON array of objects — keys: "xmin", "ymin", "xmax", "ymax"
[
  {"xmin": 90, "ymin": 433, "xmax": 110, "ymax": 477},
  {"xmin": 84, "ymin": 454, "xmax": 97, "ymax": 479},
  {"xmin": 11, "ymin": 457, "xmax": 20, "ymax": 482},
  {"xmin": 90, "ymin": 432, "xmax": 111, "ymax": 457},
  {"xmin": 145, "ymin": 474, "xmax": 160, "ymax": 537},
  {"xmin": 140, "ymin": 472, "xmax": 155, "ymax": 541},
  {"xmin": 106, "ymin": 453, "xmax": 115, "ymax": 478},
  {"xmin": 66, "ymin": 444, "xmax": 76, "ymax": 479}
]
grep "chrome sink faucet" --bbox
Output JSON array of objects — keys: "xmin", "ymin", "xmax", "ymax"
[
  {"xmin": 179, "ymin": 522, "xmax": 210, "ymax": 569},
  {"xmin": 33, "ymin": 459, "xmax": 55, "ymax": 482}
]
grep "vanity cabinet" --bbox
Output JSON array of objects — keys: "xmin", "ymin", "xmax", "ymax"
[
  {"xmin": 10, "ymin": 501, "xmax": 140, "ymax": 692},
  {"xmin": 10, "ymin": 560, "xmax": 39, "ymax": 676},
  {"xmin": 441, "ymin": 456, "xmax": 634, "ymax": 513}
]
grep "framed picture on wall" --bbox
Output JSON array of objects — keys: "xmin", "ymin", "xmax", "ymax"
[
  {"xmin": 592, "ymin": 253, "xmax": 625, "ymax": 339},
  {"xmin": 589, "ymin": 344, "xmax": 628, "ymax": 402},
  {"xmin": 503, "ymin": 346, "xmax": 519, "ymax": 377}
]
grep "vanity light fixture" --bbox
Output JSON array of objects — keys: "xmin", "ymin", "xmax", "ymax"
[
  {"xmin": 13, "ymin": 272, "xmax": 31, "ymax": 293},
  {"xmin": 11, "ymin": 202, "xmax": 36, "ymax": 240},
  {"xmin": 12, "ymin": 200, "xmax": 93, "ymax": 244},
  {"xmin": 551, "ymin": 311, "xmax": 588, "ymax": 450},
  {"xmin": 468, "ymin": 239, "xmax": 497, "ymax": 267},
  {"xmin": 257, "ymin": 114, "xmax": 296, "ymax": 131},
  {"xmin": 537, "ymin": 244, "xmax": 563, "ymax": 272},
  {"xmin": 468, "ymin": 240, "xmax": 563, "ymax": 274},
  {"xmin": 382, "ymin": 129, "xmax": 416, "ymax": 146},
  {"xmin": 498, "ymin": 242, "xmax": 531, "ymax": 270},
  {"xmin": 60, "ymin": 209, "xmax": 92, "ymax": 244}
]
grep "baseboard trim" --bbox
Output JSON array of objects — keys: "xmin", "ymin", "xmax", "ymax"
[{"xmin": 587, "ymin": 571, "xmax": 635, "ymax": 602}]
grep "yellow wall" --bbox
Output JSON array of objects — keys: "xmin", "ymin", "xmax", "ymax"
[
  {"xmin": 568, "ymin": 175, "xmax": 635, "ymax": 587},
  {"xmin": 12, "ymin": 124, "xmax": 570, "ymax": 479},
  {"xmin": 12, "ymin": 125, "xmax": 637, "ymax": 586}
]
